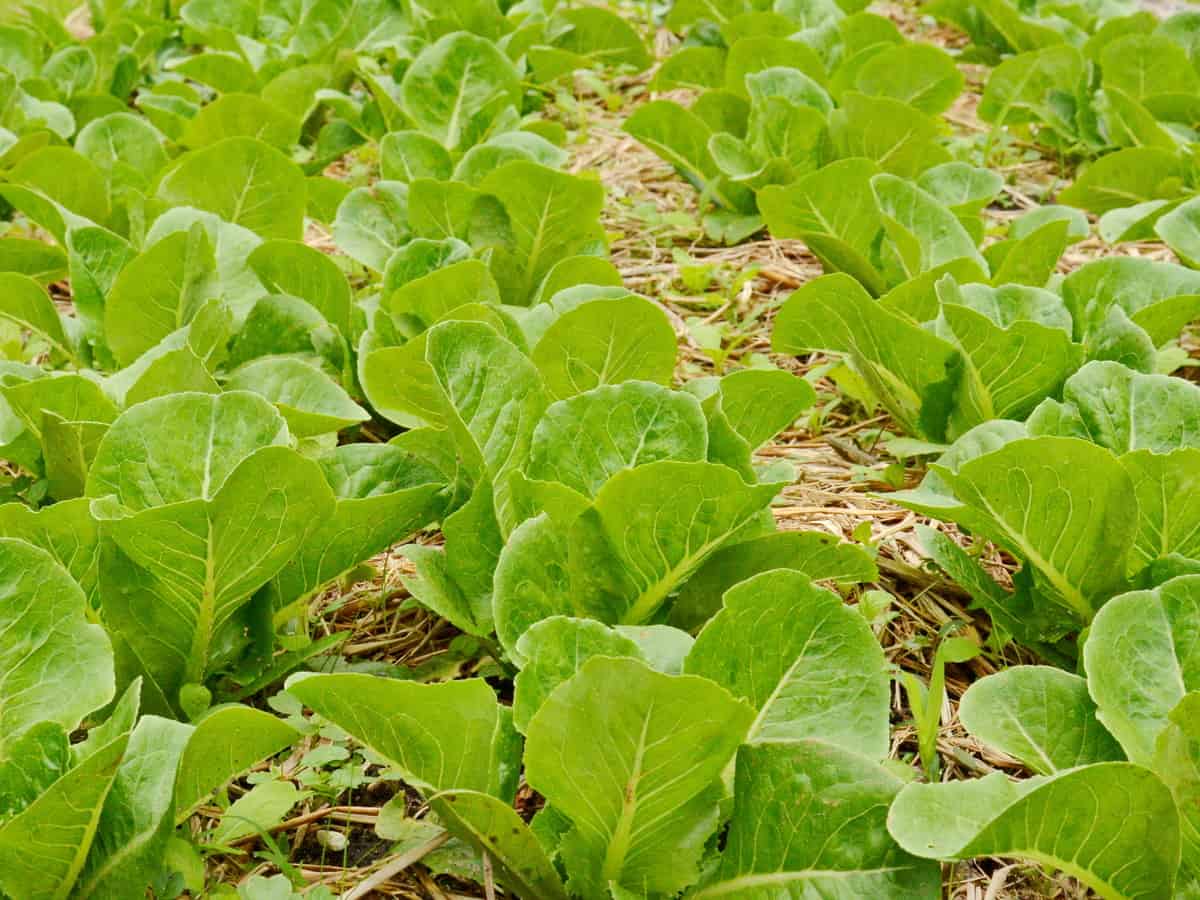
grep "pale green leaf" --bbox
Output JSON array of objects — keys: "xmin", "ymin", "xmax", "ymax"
[
  {"xmin": 696, "ymin": 740, "xmax": 940, "ymax": 898},
  {"xmin": 524, "ymin": 657, "xmax": 753, "ymax": 897},
  {"xmin": 888, "ymin": 764, "xmax": 1179, "ymax": 899},
  {"xmin": 429, "ymin": 790, "xmax": 568, "ymax": 900},
  {"xmin": 1085, "ymin": 576, "xmax": 1200, "ymax": 766},
  {"xmin": 0, "ymin": 538, "xmax": 113, "ymax": 757},
  {"xmin": 174, "ymin": 706, "xmax": 300, "ymax": 818},
  {"xmin": 156, "ymin": 137, "xmax": 307, "ymax": 241},
  {"xmin": 686, "ymin": 569, "xmax": 889, "ymax": 753},
  {"xmin": 288, "ymin": 674, "xmax": 517, "ymax": 799},
  {"xmin": 525, "ymin": 381, "xmax": 707, "ymax": 499},
  {"xmin": 959, "ymin": 667, "xmax": 1124, "ymax": 774},
  {"xmin": 531, "ymin": 295, "xmax": 676, "ymax": 400}
]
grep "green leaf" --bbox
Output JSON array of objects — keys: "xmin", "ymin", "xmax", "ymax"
[
  {"xmin": 988, "ymin": 219, "xmax": 1071, "ymax": 287},
  {"xmin": 1058, "ymin": 148, "xmax": 1185, "ymax": 215},
  {"xmin": 105, "ymin": 311, "xmax": 230, "ymax": 408},
  {"xmin": 772, "ymin": 273, "xmax": 963, "ymax": 441},
  {"xmin": 426, "ymin": 320, "xmax": 548, "ymax": 526},
  {"xmin": 724, "ymin": 37, "xmax": 827, "ymax": 97},
  {"xmin": 454, "ymin": 131, "xmax": 569, "ymax": 187},
  {"xmin": 1122, "ymin": 449, "xmax": 1200, "ymax": 571},
  {"xmin": 512, "ymin": 616, "xmax": 644, "ymax": 733},
  {"xmin": 622, "ymin": 101, "xmax": 728, "ymax": 205},
  {"xmin": 1155, "ymin": 692, "xmax": 1200, "ymax": 876},
  {"xmin": 75, "ymin": 112, "xmax": 168, "ymax": 192},
  {"xmin": 0, "ymin": 498, "xmax": 100, "ymax": 607},
  {"xmin": 0, "ymin": 538, "xmax": 113, "ymax": 757},
  {"xmin": 666, "ymin": 0, "xmax": 748, "ymax": 28},
  {"xmin": 917, "ymin": 524, "xmax": 1075, "ymax": 661},
  {"xmin": 830, "ymin": 93, "xmax": 951, "ymax": 178},
  {"xmin": 1096, "ymin": 87, "xmax": 1178, "ymax": 151},
  {"xmin": 1011, "ymin": 204, "xmax": 1089, "ymax": 242},
  {"xmin": 1028, "ymin": 360, "xmax": 1200, "ymax": 455},
  {"xmin": 1099, "ymin": 200, "xmax": 1173, "ymax": 244},
  {"xmin": 689, "ymin": 367, "xmax": 815, "ymax": 475},
  {"xmin": 0, "ymin": 725, "xmax": 128, "ymax": 900},
  {"xmin": 168, "ymin": 52, "xmax": 257, "ymax": 93},
  {"xmin": 0, "ymin": 238, "xmax": 67, "ymax": 284},
  {"xmin": 695, "ymin": 740, "xmax": 940, "ymax": 898},
  {"xmin": 380, "ymin": 130, "xmax": 453, "ymax": 182},
  {"xmin": 429, "ymin": 790, "xmax": 568, "ymax": 900},
  {"xmin": 531, "ymin": 295, "xmax": 676, "ymax": 400},
  {"xmin": 360, "ymin": 303, "xmax": 514, "ymax": 428},
  {"xmin": 10, "ymin": 147, "xmax": 110, "ymax": 226},
  {"xmin": 479, "ymin": 161, "xmax": 606, "ymax": 303},
  {"xmin": 225, "ymin": 358, "xmax": 368, "ymax": 438},
  {"xmin": 1060, "ymin": 257, "xmax": 1200, "ymax": 349},
  {"xmin": 537, "ymin": 7, "xmax": 650, "ymax": 76},
  {"xmin": 174, "ymin": 705, "xmax": 300, "ymax": 818},
  {"xmin": 380, "ymin": 262, "xmax": 499, "ymax": 339},
  {"xmin": 978, "ymin": 45, "xmax": 1084, "ymax": 126},
  {"xmin": 872, "ymin": 173, "xmax": 988, "ymax": 280},
  {"xmin": 288, "ymin": 674, "xmax": 517, "ymax": 799},
  {"xmin": 937, "ymin": 283, "xmax": 1084, "ymax": 425},
  {"xmin": 524, "ymin": 656, "xmax": 754, "ymax": 897},
  {"xmin": 612, "ymin": 624, "xmax": 694, "ymax": 675},
  {"xmin": 525, "ymin": 381, "xmax": 707, "ymax": 499},
  {"xmin": 1155, "ymin": 195, "xmax": 1200, "ymax": 267},
  {"xmin": 686, "ymin": 570, "xmax": 889, "ymax": 753},
  {"xmin": 854, "ymin": 42, "xmax": 963, "ymax": 114},
  {"xmin": 104, "ymin": 225, "xmax": 218, "ymax": 367},
  {"xmin": 146, "ymin": 208, "xmax": 265, "ymax": 315},
  {"xmin": 2, "ymin": 372, "xmax": 117, "ymax": 448},
  {"xmin": 670, "ymin": 530, "xmax": 877, "ymax": 631},
  {"xmin": 333, "ymin": 181, "xmax": 410, "ymax": 272},
  {"xmin": 493, "ymin": 513, "xmax": 572, "ymax": 660},
  {"xmin": 75, "ymin": 715, "xmax": 193, "ymax": 898},
  {"xmin": 757, "ymin": 158, "xmax": 886, "ymax": 293},
  {"xmin": 1085, "ymin": 576, "xmax": 1200, "ymax": 767},
  {"xmin": 384, "ymin": 240, "xmax": 479, "ymax": 301},
  {"xmin": 209, "ymin": 778, "xmax": 304, "ymax": 846},
  {"xmin": 1101, "ymin": 34, "xmax": 1200, "ymax": 100},
  {"xmin": 67, "ymin": 225, "xmax": 134, "ymax": 345},
  {"xmin": 569, "ymin": 460, "xmax": 783, "ymax": 625},
  {"xmin": 894, "ymin": 436, "xmax": 1136, "ymax": 622},
  {"xmin": 85, "ymin": 391, "xmax": 287, "ymax": 509},
  {"xmin": 270, "ymin": 442, "xmax": 448, "ymax": 608},
  {"xmin": 887, "ymin": 764, "xmax": 1180, "ymax": 899},
  {"xmin": 156, "ymin": 137, "xmax": 307, "ymax": 241},
  {"xmin": 0, "ymin": 272, "xmax": 73, "ymax": 362},
  {"xmin": 652, "ymin": 46, "xmax": 727, "ymax": 90},
  {"xmin": 400, "ymin": 33, "xmax": 521, "ymax": 150},
  {"xmin": 87, "ymin": 393, "xmax": 333, "ymax": 690},
  {"xmin": 180, "ymin": 93, "xmax": 300, "ymax": 150},
  {"xmin": 959, "ymin": 667, "xmax": 1125, "ymax": 774},
  {"xmin": 247, "ymin": 239, "xmax": 353, "ymax": 337},
  {"xmin": 917, "ymin": 162, "xmax": 1003, "ymax": 217}
]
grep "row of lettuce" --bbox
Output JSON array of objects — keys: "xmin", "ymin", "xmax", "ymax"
[
  {"xmin": 0, "ymin": 0, "xmax": 746, "ymax": 895},
  {"xmin": 0, "ymin": 0, "xmax": 1196, "ymax": 897},
  {"xmin": 638, "ymin": 0, "xmax": 1200, "ymax": 259},
  {"xmin": 619, "ymin": 0, "xmax": 1200, "ymax": 896}
]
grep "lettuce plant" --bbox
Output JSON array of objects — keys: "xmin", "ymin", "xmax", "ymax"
[
  {"xmin": 68, "ymin": 389, "xmax": 448, "ymax": 716},
  {"xmin": 892, "ymin": 361, "xmax": 1200, "ymax": 648},
  {"xmin": 289, "ymin": 569, "xmax": 938, "ymax": 898},
  {"xmin": 359, "ymin": 288, "xmax": 878, "ymax": 654},
  {"xmin": 625, "ymin": 8, "xmax": 964, "ymax": 241},
  {"xmin": 0, "ymin": 538, "xmax": 192, "ymax": 898},
  {"xmin": 889, "ymin": 574, "xmax": 1200, "ymax": 895},
  {"xmin": 773, "ymin": 247, "xmax": 1200, "ymax": 444}
]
